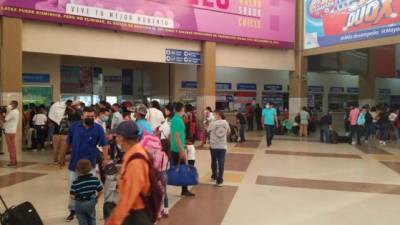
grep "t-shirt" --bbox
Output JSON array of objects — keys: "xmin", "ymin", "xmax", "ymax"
[
  {"xmin": 145, "ymin": 108, "xmax": 165, "ymax": 130},
  {"xmin": 262, "ymin": 108, "xmax": 276, "ymax": 125},
  {"xmin": 349, "ymin": 108, "xmax": 360, "ymax": 126},
  {"xmin": 4, "ymin": 109, "xmax": 19, "ymax": 134},
  {"xmin": 159, "ymin": 120, "xmax": 170, "ymax": 140},
  {"xmin": 70, "ymin": 174, "xmax": 103, "ymax": 201},
  {"xmin": 111, "ymin": 111, "xmax": 123, "ymax": 129},
  {"xmin": 170, "ymin": 114, "xmax": 186, "ymax": 153},
  {"xmin": 67, "ymin": 122, "xmax": 108, "ymax": 171},
  {"xmin": 389, "ymin": 113, "xmax": 398, "ymax": 122},
  {"xmin": 32, "ymin": 113, "xmax": 47, "ymax": 126},
  {"xmin": 207, "ymin": 119, "xmax": 230, "ymax": 149},
  {"xmin": 135, "ymin": 119, "xmax": 154, "ymax": 137},
  {"xmin": 300, "ymin": 110, "xmax": 310, "ymax": 125}
]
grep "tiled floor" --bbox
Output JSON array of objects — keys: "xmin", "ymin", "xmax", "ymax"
[{"xmin": 1, "ymin": 131, "xmax": 400, "ymax": 225}]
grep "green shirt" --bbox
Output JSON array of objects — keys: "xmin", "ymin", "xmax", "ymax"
[{"xmin": 170, "ymin": 114, "xmax": 186, "ymax": 153}]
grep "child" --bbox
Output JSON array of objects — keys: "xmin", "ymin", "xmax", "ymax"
[
  {"xmin": 186, "ymin": 142, "xmax": 196, "ymax": 166},
  {"xmin": 70, "ymin": 159, "xmax": 103, "ymax": 225}
]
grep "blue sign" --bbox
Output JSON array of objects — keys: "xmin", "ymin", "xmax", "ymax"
[
  {"xmin": 347, "ymin": 87, "xmax": 359, "ymax": 94},
  {"xmin": 237, "ymin": 83, "xmax": 257, "ymax": 91},
  {"xmin": 181, "ymin": 81, "xmax": 197, "ymax": 89},
  {"xmin": 264, "ymin": 84, "xmax": 283, "ymax": 92},
  {"xmin": 22, "ymin": 73, "xmax": 50, "ymax": 83},
  {"xmin": 166, "ymin": 49, "xmax": 201, "ymax": 65},
  {"xmin": 216, "ymin": 82, "xmax": 232, "ymax": 90},
  {"xmin": 379, "ymin": 89, "xmax": 391, "ymax": 95},
  {"xmin": 308, "ymin": 86, "xmax": 324, "ymax": 93},
  {"xmin": 330, "ymin": 87, "xmax": 344, "ymax": 93}
]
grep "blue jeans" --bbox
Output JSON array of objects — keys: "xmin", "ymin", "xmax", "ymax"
[
  {"xmin": 161, "ymin": 171, "xmax": 169, "ymax": 209},
  {"xmin": 239, "ymin": 125, "xmax": 246, "ymax": 142},
  {"xmin": 76, "ymin": 198, "xmax": 96, "ymax": 225},
  {"xmin": 68, "ymin": 169, "xmax": 96, "ymax": 212},
  {"xmin": 320, "ymin": 125, "xmax": 330, "ymax": 143},
  {"xmin": 47, "ymin": 125, "xmax": 55, "ymax": 142},
  {"xmin": 210, "ymin": 148, "xmax": 226, "ymax": 184},
  {"xmin": 264, "ymin": 125, "xmax": 275, "ymax": 146},
  {"xmin": 379, "ymin": 123, "xmax": 390, "ymax": 142}
]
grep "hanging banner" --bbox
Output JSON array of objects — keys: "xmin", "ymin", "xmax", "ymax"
[
  {"xmin": 304, "ymin": 0, "xmax": 400, "ymax": 49},
  {"xmin": 0, "ymin": 0, "xmax": 295, "ymax": 48}
]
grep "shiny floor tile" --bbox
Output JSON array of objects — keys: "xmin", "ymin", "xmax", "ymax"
[
  {"xmin": 0, "ymin": 172, "xmax": 46, "ymax": 188},
  {"xmin": 0, "ymin": 160, "xmax": 37, "ymax": 168},
  {"xmin": 372, "ymin": 155, "xmax": 400, "ymax": 162},
  {"xmin": 225, "ymin": 153, "xmax": 254, "ymax": 172},
  {"xmin": 356, "ymin": 145, "xmax": 391, "ymax": 155},
  {"xmin": 256, "ymin": 176, "xmax": 400, "ymax": 195},
  {"xmin": 228, "ymin": 148, "xmax": 257, "ymax": 154},
  {"xmin": 381, "ymin": 161, "xmax": 400, "ymax": 175},
  {"xmin": 200, "ymin": 171, "xmax": 244, "ymax": 184},
  {"xmin": 265, "ymin": 150, "xmax": 362, "ymax": 159},
  {"xmin": 235, "ymin": 140, "xmax": 260, "ymax": 148}
]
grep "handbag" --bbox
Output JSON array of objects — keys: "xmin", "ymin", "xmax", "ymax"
[{"xmin": 167, "ymin": 164, "xmax": 198, "ymax": 186}]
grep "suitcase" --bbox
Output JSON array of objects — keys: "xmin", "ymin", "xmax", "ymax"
[
  {"xmin": 0, "ymin": 195, "xmax": 43, "ymax": 225},
  {"xmin": 329, "ymin": 131, "xmax": 339, "ymax": 144}
]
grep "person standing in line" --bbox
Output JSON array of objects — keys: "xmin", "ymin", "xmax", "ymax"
[
  {"xmin": 170, "ymin": 102, "xmax": 195, "ymax": 197},
  {"xmin": 49, "ymin": 100, "xmax": 70, "ymax": 163},
  {"xmin": 356, "ymin": 106, "xmax": 367, "ymax": 145},
  {"xmin": 59, "ymin": 107, "xmax": 109, "ymax": 222},
  {"xmin": 70, "ymin": 159, "xmax": 103, "ymax": 225},
  {"xmin": 254, "ymin": 103, "xmax": 263, "ymax": 131},
  {"xmin": 236, "ymin": 112, "xmax": 246, "ymax": 143},
  {"xmin": 245, "ymin": 103, "xmax": 254, "ymax": 131},
  {"xmin": 32, "ymin": 107, "xmax": 48, "ymax": 151},
  {"xmin": 0, "ymin": 101, "xmax": 20, "ymax": 167},
  {"xmin": 106, "ymin": 121, "xmax": 153, "ymax": 225},
  {"xmin": 377, "ymin": 107, "xmax": 390, "ymax": 146},
  {"xmin": 319, "ymin": 111, "xmax": 332, "ymax": 143},
  {"xmin": 348, "ymin": 104, "xmax": 360, "ymax": 145},
  {"xmin": 299, "ymin": 107, "xmax": 310, "ymax": 137},
  {"xmin": 389, "ymin": 108, "xmax": 398, "ymax": 141},
  {"xmin": 111, "ymin": 103, "xmax": 123, "ymax": 130},
  {"xmin": 364, "ymin": 107, "xmax": 374, "ymax": 143},
  {"xmin": 208, "ymin": 111, "xmax": 230, "ymax": 187},
  {"xmin": 262, "ymin": 102, "xmax": 278, "ymax": 147},
  {"xmin": 135, "ymin": 104, "xmax": 153, "ymax": 138},
  {"xmin": 146, "ymin": 100, "xmax": 165, "ymax": 132}
]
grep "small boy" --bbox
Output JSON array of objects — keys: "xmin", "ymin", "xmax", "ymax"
[{"xmin": 70, "ymin": 159, "xmax": 103, "ymax": 225}]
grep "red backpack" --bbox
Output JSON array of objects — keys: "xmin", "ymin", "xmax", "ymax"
[{"xmin": 123, "ymin": 153, "xmax": 164, "ymax": 223}]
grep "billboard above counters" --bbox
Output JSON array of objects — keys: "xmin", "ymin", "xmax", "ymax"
[{"xmin": 0, "ymin": 0, "xmax": 295, "ymax": 48}]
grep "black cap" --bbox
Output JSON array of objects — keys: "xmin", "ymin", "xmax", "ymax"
[{"xmin": 112, "ymin": 121, "xmax": 140, "ymax": 139}]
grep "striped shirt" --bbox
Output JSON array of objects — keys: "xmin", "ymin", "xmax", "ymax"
[{"xmin": 70, "ymin": 174, "xmax": 103, "ymax": 201}]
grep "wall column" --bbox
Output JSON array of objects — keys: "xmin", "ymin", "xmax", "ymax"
[
  {"xmin": 359, "ymin": 49, "xmax": 376, "ymax": 107},
  {"xmin": 1, "ymin": 17, "xmax": 23, "ymax": 153},
  {"xmin": 289, "ymin": 0, "xmax": 308, "ymax": 119},
  {"xmin": 197, "ymin": 41, "xmax": 216, "ymax": 116}
]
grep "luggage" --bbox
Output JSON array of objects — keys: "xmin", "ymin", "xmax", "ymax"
[
  {"xmin": 0, "ymin": 195, "xmax": 44, "ymax": 225},
  {"xmin": 167, "ymin": 164, "xmax": 199, "ymax": 186},
  {"xmin": 337, "ymin": 135, "xmax": 350, "ymax": 143},
  {"xmin": 330, "ymin": 130, "xmax": 339, "ymax": 144}
]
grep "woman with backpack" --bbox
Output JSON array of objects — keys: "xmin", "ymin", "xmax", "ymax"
[{"xmin": 356, "ymin": 106, "xmax": 367, "ymax": 145}]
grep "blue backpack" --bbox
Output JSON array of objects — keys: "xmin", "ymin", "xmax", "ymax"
[{"xmin": 357, "ymin": 112, "xmax": 366, "ymax": 126}]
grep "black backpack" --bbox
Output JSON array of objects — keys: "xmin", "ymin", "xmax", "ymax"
[
  {"xmin": 123, "ymin": 153, "xmax": 164, "ymax": 223},
  {"xmin": 365, "ymin": 112, "xmax": 373, "ymax": 124}
]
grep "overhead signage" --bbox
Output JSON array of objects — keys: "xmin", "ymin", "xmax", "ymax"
[
  {"xmin": 181, "ymin": 81, "xmax": 198, "ymax": 89},
  {"xmin": 347, "ymin": 87, "xmax": 359, "ymax": 94},
  {"xmin": 329, "ymin": 87, "xmax": 344, "ymax": 93},
  {"xmin": 104, "ymin": 75, "xmax": 122, "ymax": 82},
  {"xmin": 308, "ymin": 85, "xmax": 324, "ymax": 93},
  {"xmin": 166, "ymin": 49, "xmax": 201, "ymax": 65},
  {"xmin": 23, "ymin": 73, "xmax": 50, "ymax": 83},
  {"xmin": 264, "ymin": 84, "xmax": 283, "ymax": 92},
  {"xmin": 0, "ymin": 0, "xmax": 295, "ymax": 48},
  {"xmin": 237, "ymin": 83, "xmax": 257, "ymax": 91},
  {"xmin": 216, "ymin": 82, "xmax": 232, "ymax": 90},
  {"xmin": 379, "ymin": 88, "xmax": 391, "ymax": 95},
  {"xmin": 304, "ymin": 0, "xmax": 400, "ymax": 49}
]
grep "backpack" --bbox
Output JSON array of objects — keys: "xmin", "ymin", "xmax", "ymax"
[
  {"xmin": 365, "ymin": 112, "xmax": 373, "ymax": 124},
  {"xmin": 294, "ymin": 115, "xmax": 300, "ymax": 124},
  {"xmin": 140, "ymin": 129, "xmax": 165, "ymax": 172},
  {"xmin": 123, "ymin": 153, "xmax": 164, "ymax": 223},
  {"xmin": 357, "ymin": 113, "xmax": 366, "ymax": 126}
]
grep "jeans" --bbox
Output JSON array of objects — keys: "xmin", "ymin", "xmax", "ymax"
[
  {"xmin": 239, "ymin": 125, "xmax": 246, "ymax": 142},
  {"xmin": 365, "ymin": 123, "xmax": 375, "ymax": 141},
  {"xmin": 47, "ymin": 125, "xmax": 55, "ymax": 143},
  {"xmin": 255, "ymin": 116, "xmax": 262, "ymax": 130},
  {"xmin": 76, "ymin": 198, "xmax": 96, "ymax": 225},
  {"xmin": 264, "ymin": 125, "xmax": 275, "ymax": 146},
  {"xmin": 320, "ymin": 125, "xmax": 330, "ymax": 143},
  {"xmin": 349, "ymin": 125, "xmax": 358, "ymax": 143},
  {"xmin": 68, "ymin": 169, "xmax": 96, "ymax": 212},
  {"xmin": 161, "ymin": 171, "xmax": 169, "ymax": 209},
  {"xmin": 247, "ymin": 116, "xmax": 253, "ymax": 131},
  {"xmin": 356, "ymin": 125, "xmax": 365, "ymax": 144},
  {"xmin": 210, "ymin": 149, "xmax": 226, "ymax": 184},
  {"xmin": 35, "ymin": 125, "xmax": 47, "ymax": 149},
  {"xmin": 379, "ymin": 123, "xmax": 390, "ymax": 142}
]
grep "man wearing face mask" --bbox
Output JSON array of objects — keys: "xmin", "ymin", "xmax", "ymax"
[
  {"xmin": 0, "ymin": 101, "xmax": 20, "ymax": 167},
  {"xmin": 59, "ymin": 107, "xmax": 110, "ymax": 222},
  {"xmin": 262, "ymin": 102, "xmax": 278, "ymax": 147}
]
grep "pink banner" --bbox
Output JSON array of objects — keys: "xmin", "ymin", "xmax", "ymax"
[{"xmin": 0, "ymin": 0, "xmax": 294, "ymax": 48}]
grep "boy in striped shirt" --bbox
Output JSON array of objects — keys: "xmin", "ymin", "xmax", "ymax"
[{"xmin": 70, "ymin": 159, "xmax": 103, "ymax": 225}]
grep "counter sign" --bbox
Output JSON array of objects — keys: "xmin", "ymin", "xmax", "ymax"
[{"xmin": 166, "ymin": 49, "xmax": 201, "ymax": 65}]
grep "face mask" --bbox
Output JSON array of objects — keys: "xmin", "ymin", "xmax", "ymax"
[
  {"xmin": 84, "ymin": 118, "xmax": 95, "ymax": 127},
  {"xmin": 101, "ymin": 116, "xmax": 109, "ymax": 122}
]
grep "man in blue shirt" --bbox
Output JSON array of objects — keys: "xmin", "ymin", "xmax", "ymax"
[
  {"xmin": 262, "ymin": 102, "xmax": 278, "ymax": 147},
  {"xmin": 59, "ymin": 107, "xmax": 109, "ymax": 222}
]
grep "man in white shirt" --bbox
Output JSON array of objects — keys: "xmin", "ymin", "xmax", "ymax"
[
  {"xmin": 2, "ymin": 101, "xmax": 20, "ymax": 167},
  {"xmin": 111, "ymin": 103, "xmax": 123, "ymax": 129},
  {"xmin": 146, "ymin": 100, "xmax": 165, "ymax": 131}
]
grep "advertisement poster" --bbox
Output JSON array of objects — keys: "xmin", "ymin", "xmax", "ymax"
[
  {"xmin": 0, "ymin": 0, "xmax": 294, "ymax": 48},
  {"xmin": 304, "ymin": 0, "xmax": 400, "ymax": 49},
  {"xmin": 61, "ymin": 65, "xmax": 92, "ymax": 93},
  {"xmin": 23, "ymin": 86, "xmax": 53, "ymax": 106}
]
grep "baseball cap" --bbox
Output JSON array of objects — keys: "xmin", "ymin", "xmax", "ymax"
[
  {"xmin": 112, "ymin": 121, "xmax": 140, "ymax": 139},
  {"xmin": 136, "ymin": 104, "xmax": 148, "ymax": 116}
]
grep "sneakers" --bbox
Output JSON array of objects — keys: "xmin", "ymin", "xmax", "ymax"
[
  {"xmin": 161, "ymin": 208, "xmax": 169, "ymax": 218},
  {"xmin": 66, "ymin": 211, "xmax": 75, "ymax": 222},
  {"xmin": 181, "ymin": 191, "xmax": 195, "ymax": 197},
  {"xmin": 215, "ymin": 182, "xmax": 223, "ymax": 187}
]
